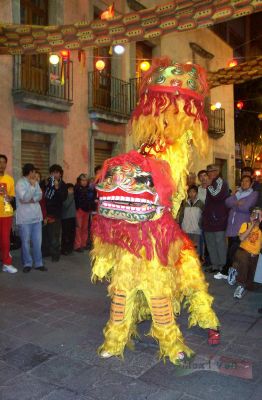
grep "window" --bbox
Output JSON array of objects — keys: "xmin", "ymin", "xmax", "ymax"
[
  {"xmin": 20, "ymin": 0, "xmax": 49, "ymax": 94},
  {"xmin": 21, "ymin": 131, "xmax": 51, "ymax": 179}
]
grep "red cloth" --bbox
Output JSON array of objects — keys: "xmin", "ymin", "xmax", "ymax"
[
  {"xmin": 92, "ymin": 211, "xmax": 193, "ymax": 266},
  {"xmin": 0, "ymin": 216, "xmax": 13, "ymax": 265},
  {"xmin": 74, "ymin": 209, "xmax": 89, "ymax": 249}
]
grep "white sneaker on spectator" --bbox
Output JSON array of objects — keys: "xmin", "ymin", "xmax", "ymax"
[
  {"xmin": 227, "ymin": 267, "xmax": 237, "ymax": 286},
  {"xmin": 234, "ymin": 285, "xmax": 245, "ymax": 299},
  {"xmin": 214, "ymin": 272, "xmax": 228, "ymax": 280},
  {"xmin": 2, "ymin": 265, "xmax": 18, "ymax": 274}
]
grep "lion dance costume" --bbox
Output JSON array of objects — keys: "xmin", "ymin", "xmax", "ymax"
[{"xmin": 91, "ymin": 57, "xmax": 220, "ymax": 364}]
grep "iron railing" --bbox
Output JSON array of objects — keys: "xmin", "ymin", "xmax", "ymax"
[
  {"xmin": 207, "ymin": 107, "xmax": 226, "ymax": 139},
  {"xmin": 13, "ymin": 56, "xmax": 73, "ymax": 102},
  {"xmin": 88, "ymin": 71, "xmax": 129, "ymax": 118}
]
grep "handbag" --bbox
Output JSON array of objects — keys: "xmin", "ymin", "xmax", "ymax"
[{"xmin": 254, "ymin": 253, "xmax": 262, "ymax": 283}]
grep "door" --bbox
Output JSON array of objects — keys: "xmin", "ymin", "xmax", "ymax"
[
  {"xmin": 94, "ymin": 140, "xmax": 114, "ymax": 169},
  {"xmin": 21, "ymin": 131, "xmax": 51, "ymax": 179}
]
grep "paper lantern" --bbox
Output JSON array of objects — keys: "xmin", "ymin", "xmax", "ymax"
[
  {"xmin": 236, "ymin": 101, "xmax": 244, "ymax": 110},
  {"xmin": 60, "ymin": 50, "xmax": 70, "ymax": 62},
  {"xmin": 96, "ymin": 59, "xmax": 105, "ymax": 71},
  {"xmin": 49, "ymin": 54, "xmax": 59, "ymax": 65},
  {"xmin": 228, "ymin": 59, "xmax": 238, "ymax": 68},
  {"xmin": 140, "ymin": 61, "xmax": 150, "ymax": 71},
  {"xmin": 114, "ymin": 45, "xmax": 125, "ymax": 55}
]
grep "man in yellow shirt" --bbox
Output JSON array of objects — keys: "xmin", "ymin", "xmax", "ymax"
[
  {"xmin": 0, "ymin": 154, "xmax": 17, "ymax": 273},
  {"xmin": 227, "ymin": 207, "xmax": 262, "ymax": 298}
]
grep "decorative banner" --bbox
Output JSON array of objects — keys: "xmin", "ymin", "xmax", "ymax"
[
  {"xmin": 208, "ymin": 55, "xmax": 262, "ymax": 88},
  {"xmin": 0, "ymin": 0, "xmax": 261, "ymax": 56}
]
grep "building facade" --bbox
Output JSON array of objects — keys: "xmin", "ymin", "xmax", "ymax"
[{"xmin": 0, "ymin": 0, "xmax": 235, "ymax": 188}]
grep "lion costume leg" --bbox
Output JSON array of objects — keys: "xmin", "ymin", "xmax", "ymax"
[
  {"xmin": 98, "ymin": 287, "xmax": 138, "ymax": 357},
  {"xmin": 143, "ymin": 293, "xmax": 193, "ymax": 364}
]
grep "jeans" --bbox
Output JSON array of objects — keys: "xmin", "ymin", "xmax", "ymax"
[
  {"xmin": 19, "ymin": 222, "xmax": 43, "ymax": 268},
  {"xmin": 204, "ymin": 231, "xmax": 227, "ymax": 271}
]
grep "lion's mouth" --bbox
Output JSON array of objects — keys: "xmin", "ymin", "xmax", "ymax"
[{"xmin": 98, "ymin": 194, "xmax": 161, "ymax": 222}]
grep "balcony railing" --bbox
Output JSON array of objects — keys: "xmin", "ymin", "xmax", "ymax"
[
  {"xmin": 88, "ymin": 71, "xmax": 130, "ymax": 119},
  {"xmin": 13, "ymin": 56, "xmax": 73, "ymax": 110},
  {"xmin": 207, "ymin": 107, "xmax": 226, "ymax": 139}
]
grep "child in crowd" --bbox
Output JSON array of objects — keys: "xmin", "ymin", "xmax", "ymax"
[
  {"xmin": 228, "ymin": 207, "xmax": 262, "ymax": 299},
  {"xmin": 74, "ymin": 173, "xmax": 90, "ymax": 252},
  {"xmin": 179, "ymin": 185, "xmax": 204, "ymax": 254},
  {"xmin": 61, "ymin": 183, "xmax": 76, "ymax": 255}
]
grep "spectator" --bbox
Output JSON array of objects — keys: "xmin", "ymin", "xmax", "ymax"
[
  {"xmin": 61, "ymin": 183, "xmax": 76, "ymax": 255},
  {"xmin": 225, "ymin": 175, "xmax": 258, "ymax": 277},
  {"xmin": 74, "ymin": 173, "xmax": 90, "ymax": 252},
  {"xmin": 241, "ymin": 166, "xmax": 260, "ymax": 191},
  {"xmin": 179, "ymin": 185, "xmax": 204, "ymax": 254},
  {"xmin": 202, "ymin": 164, "xmax": 229, "ymax": 278},
  {"xmin": 228, "ymin": 207, "xmax": 262, "ymax": 299},
  {"xmin": 44, "ymin": 164, "xmax": 67, "ymax": 262},
  {"xmin": 0, "ymin": 154, "xmax": 17, "ymax": 274},
  {"xmin": 16, "ymin": 163, "xmax": 46, "ymax": 273},
  {"xmin": 197, "ymin": 169, "xmax": 209, "ymax": 264},
  {"xmin": 197, "ymin": 170, "xmax": 208, "ymax": 204}
]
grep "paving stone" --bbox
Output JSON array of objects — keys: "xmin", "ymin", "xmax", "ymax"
[
  {"xmin": 0, "ymin": 373, "xmax": 57, "ymax": 400},
  {"xmin": 33, "ymin": 325, "xmax": 87, "ymax": 354},
  {"xmin": 62, "ymin": 365, "xmax": 132, "ymax": 397},
  {"xmin": 40, "ymin": 388, "xmax": 93, "ymax": 400},
  {"xmin": 30, "ymin": 355, "xmax": 87, "ymax": 384},
  {"xmin": 0, "ymin": 332, "xmax": 26, "ymax": 356},
  {"xmin": 0, "ymin": 360, "xmax": 21, "ymax": 385},
  {"xmin": 140, "ymin": 360, "xmax": 255, "ymax": 399},
  {"xmin": 4, "ymin": 320, "xmax": 56, "ymax": 342},
  {"xmin": 1, "ymin": 343, "xmax": 55, "ymax": 371}
]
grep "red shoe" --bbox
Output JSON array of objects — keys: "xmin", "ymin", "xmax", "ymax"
[{"xmin": 208, "ymin": 329, "xmax": 220, "ymax": 345}]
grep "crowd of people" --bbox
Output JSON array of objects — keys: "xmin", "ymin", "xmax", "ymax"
[
  {"xmin": 179, "ymin": 164, "xmax": 262, "ymax": 304},
  {"xmin": 0, "ymin": 153, "xmax": 261, "ymax": 312},
  {"xmin": 0, "ymin": 154, "xmax": 100, "ymax": 275}
]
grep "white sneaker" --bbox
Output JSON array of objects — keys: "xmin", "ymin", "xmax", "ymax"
[
  {"xmin": 2, "ymin": 265, "xmax": 18, "ymax": 274},
  {"xmin": 100, "ymin": 350, "xmax": 113, "ymax": 359},
  {"xmin": 234, "ymin": 285, "xmax": 245, "ymax": 299},
  {"xmin": 214, "ymin": 272, "xmax": 228, "ymax": 280}
]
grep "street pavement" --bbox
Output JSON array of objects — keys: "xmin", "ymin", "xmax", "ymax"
[{"xmin": 0, "ymin": 249, "xmax": 262, "ymax": 400}]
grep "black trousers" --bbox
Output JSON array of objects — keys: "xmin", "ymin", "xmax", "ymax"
[
  {"xmin": 223, "ymin": 236, "xmax": 240, "ymax": 274},
  {"xmin": 61, "ymin": 218, "xmax": 76, "ymax": 253},
  {"xmin": 43, "ymin": 219, "xmax": 61, "ymax": 260}
]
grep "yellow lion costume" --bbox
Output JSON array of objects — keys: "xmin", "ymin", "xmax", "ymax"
[{"xmin": 91, "ymin": 57, "xmax": 220, "ymax": 364}]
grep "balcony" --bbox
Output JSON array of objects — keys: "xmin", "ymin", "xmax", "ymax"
[
  {"xmin": 88, "ymin": 71, "xmax": 130, "ymax": 123},
  {"xmin": 207, "ymin": 106, "xmax": 226, "ymax": 139},
  {"xmin": 12, "ymin": 56, "xmax": 73, "ymax": 112}
]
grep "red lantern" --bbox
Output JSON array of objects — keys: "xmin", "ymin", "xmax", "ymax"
[
  {"xmin": 101, "ymin": 3, "xmax": 115, "ymax": 20},
  {"xmin": 236, "ymin": 101, "xmax": 244, "ymax": 110},
  {"xmin": 228, "ymin": 59, "xmax": 238, "ymax": 68},
  {"xmin": 60, "ymin": 50, "xmax": 70, "ymax": 62}
]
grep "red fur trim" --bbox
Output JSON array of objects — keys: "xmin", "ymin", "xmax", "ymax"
[
  {"xmin": 92, "ymin": 211, "xmax": 194, "ymax": 266},
  {"xmin": 131, "ymin": 91, "xmax": 208, "ymax": 131}
]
